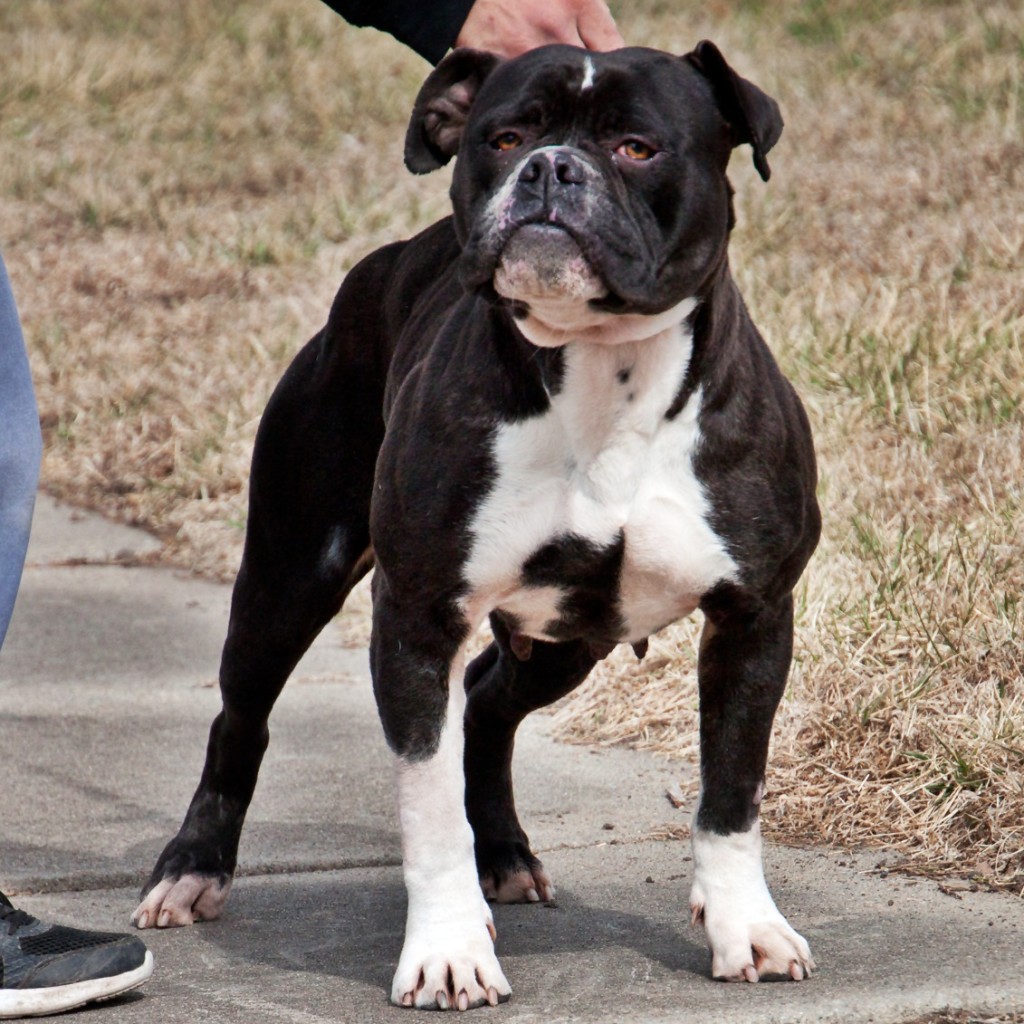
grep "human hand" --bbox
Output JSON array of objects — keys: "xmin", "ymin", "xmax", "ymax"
[{"xmin": 455, "ymin": 0, "xmax": 624, "ymax": 59}]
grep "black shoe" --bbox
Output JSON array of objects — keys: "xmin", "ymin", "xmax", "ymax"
[{"xmin": 0, "ymin": 891, "xmax": 153, "ymax": 1018}]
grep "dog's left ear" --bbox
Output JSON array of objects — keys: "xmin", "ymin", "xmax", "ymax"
[
  {"xmin": 684, "ymin": 40, "xmax": 783, "ymax": 182},
  {"xmin": 404, "ymin": 48, "xmax": 503, "ymax": 174}
]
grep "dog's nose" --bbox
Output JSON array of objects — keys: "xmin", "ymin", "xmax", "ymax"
[{"xmin": 518, "ymin": 149, "xmax": 587, "ymax": 188}]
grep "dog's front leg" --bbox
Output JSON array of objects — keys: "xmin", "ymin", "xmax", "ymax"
[
  {"xmin": 371, "ymin": 587, "xmax": 511, "ymax": 1011},
  {"xmin": 689, "ymin": 592, "xmax": 815, "ymax": 983}
]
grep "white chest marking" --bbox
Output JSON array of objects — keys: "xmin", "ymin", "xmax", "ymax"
[{"xmin": 462, "ymin": 319, "xmax": 738, "ymax": 642}]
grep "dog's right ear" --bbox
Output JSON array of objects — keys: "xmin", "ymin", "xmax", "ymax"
[
  {"xmin": 404, "ymin": 49, "xmax": 502, "ymax": 174},
  {"xmin": 684, "ymin": 40, "xmax": 783, "ymax": 182}
]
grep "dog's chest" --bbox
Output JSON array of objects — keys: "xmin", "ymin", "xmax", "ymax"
[{"xmin": 463, "ymin": 326, "xmax": 738, "ymax": 643}]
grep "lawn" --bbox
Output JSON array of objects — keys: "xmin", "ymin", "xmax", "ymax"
[{"xmin": 1, "ymin": 0, "xmax": 1021, "ymax": 889}]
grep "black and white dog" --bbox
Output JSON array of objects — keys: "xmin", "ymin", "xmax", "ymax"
[{"xmin": 134, "ymin": 41, "xmax": 820, "ymax": 1009}]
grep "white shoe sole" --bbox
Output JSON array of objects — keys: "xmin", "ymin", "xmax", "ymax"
[{"xmin": 0, "ymin": 950, "xmax": 154, "ymax": 1018}]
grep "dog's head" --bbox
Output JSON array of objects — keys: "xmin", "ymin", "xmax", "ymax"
[{"xmin": 404, "ymin": 42, "xmax": 782, "ymax": 346}]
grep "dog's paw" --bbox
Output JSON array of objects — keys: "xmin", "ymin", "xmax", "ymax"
[
  {"xmin": 690, "ymin": 893, "xmax": 815, "ymax": 982},
  {"xmin": 131, "ymin": 874, "xmax": 232, "ymax": 929},
  {"xmin": 391, "ymin": 916, "xmax": 511, "ymax": 1010},
  {"xmin": 477, "ymin": 841, "xmax": 555, "ymax": 903},
  {"xmin": 689, "ymin": 824, "xmax": 814, "ymax": 983}
]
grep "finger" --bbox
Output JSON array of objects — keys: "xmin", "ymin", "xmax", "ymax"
[{"xmin": 577, "ymin": 0, "xmax": 625, "ymax": 51}]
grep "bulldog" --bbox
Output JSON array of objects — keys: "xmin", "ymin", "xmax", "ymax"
[{"xmin": 133, "ymin": 41, "xmax": 821, "ymax": 1010}]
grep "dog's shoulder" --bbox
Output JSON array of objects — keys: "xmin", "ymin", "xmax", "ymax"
[
  {"xmin": 326, "ymin": 217, "xmax": 460, "ymax": 331},
  {"xmin": 315, "ymin": 217, "xmax": 462, "ymax": 386},
  {"xmin": 384, "ymin": 217, "xmax": 464, "ymax": 334},
  {"xmin": 687, "ymin": 295, "xmax": 820, "ymax": 607}
]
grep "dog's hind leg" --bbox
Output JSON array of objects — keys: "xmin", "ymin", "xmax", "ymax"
[
  {"xmin": 463, "ymin": 615, "xmax": 597, "ymax": 904},
  {"xmin": 133, "ymin": 295, "xmax": 388, "ymax": 929}
]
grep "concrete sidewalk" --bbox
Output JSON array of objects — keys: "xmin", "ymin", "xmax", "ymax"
[{"xmin": 1, "ymin": 496, "xmax": 1021, "ymax": 1024}]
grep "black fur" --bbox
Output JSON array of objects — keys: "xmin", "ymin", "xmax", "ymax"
[{"xmin": 140, "ymin": 42, "xmax": 818, "ymax": 982}]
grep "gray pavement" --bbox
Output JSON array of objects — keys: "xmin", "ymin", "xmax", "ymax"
[{"xmin": 1, "ymin": 495, "xmax": 1021, "ymax": 1023}]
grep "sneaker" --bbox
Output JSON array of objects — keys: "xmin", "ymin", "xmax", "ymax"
[{"xmin": 0, "ymin": 891, "xmax": 153, "ymax": 1019}]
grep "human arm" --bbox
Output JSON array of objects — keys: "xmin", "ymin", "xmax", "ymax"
[
  {"xmin": 319, "ymin": 0, "xmax": 476, "ymax": 64},
  {"xmin": 319, "ymin": 0, "xmax": 622, "ymax": 64}
]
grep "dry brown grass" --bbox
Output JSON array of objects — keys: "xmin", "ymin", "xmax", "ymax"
[
  {"xmin": 2, "ymin": 1, "xmax": 1021, "ymax": 888},
  {"xmin": 554, "ymin": 0, "xmax": 1024, "ymax": 891},
  {"xmin": 2, "ymin": 0, "xmax": 449, "ymax": 576}
]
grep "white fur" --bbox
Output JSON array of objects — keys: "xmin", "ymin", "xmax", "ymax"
[
  {"xmin": 690, "ymin": 823, "xmax": 815, "ymax": 981},
  {"xmin": 390, "ymin": 649, "xmax": 511, "ymax": 1009},
  {"xmin": 482, "ymin": 154, "xmax": 530, "ymax": 241},
  {"xmin": 512, "ymin": 294, "xmax": 700, "ymax": 349},
  {"xmin": 581, "ymin": 57, "xmax": 596, "ymax": 91},
  {"xmin": 320, "ymin": 525, "xmax": 345, "ymax": 574},
  {"xmin": 131, "ymin": 874, "xmax": 232, "ymax": 929},
  {"xmin": 463, "ymin": 310, "xmax": 738, "ymax": 643}
]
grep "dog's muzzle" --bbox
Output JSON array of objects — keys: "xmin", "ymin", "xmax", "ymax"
[{"xmin": 494, "ymin": 224, "xmax": 606, "ymax": 304}]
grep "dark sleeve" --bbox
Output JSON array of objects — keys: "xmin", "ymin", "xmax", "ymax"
[{"xmin": 320, "ymin": 0, "xmax": 477, "ymax": 64}]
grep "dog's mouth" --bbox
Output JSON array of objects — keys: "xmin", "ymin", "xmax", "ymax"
[{"xmin": 492, "ymin": 224, "xmax": 608, "ymax": 306}]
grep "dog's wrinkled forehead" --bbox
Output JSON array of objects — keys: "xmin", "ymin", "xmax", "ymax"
[
  {"xmin": 404, "ymin": 42, "xmax": 783, "ymax": 182},
  {"xmin": 468, "ymin": 46, "xmax": 719, "ymax": 142}
]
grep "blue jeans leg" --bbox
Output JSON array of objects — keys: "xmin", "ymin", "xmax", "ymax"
[{"xmin": 0, "ymin": 251, "xmax": 43, "ymax": 650}]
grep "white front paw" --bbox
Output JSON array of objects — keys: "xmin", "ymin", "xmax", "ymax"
[
  {"xmin": 391, "ymin": 909, "xmax": 511, "ymax": 1010},
  {"xmin": 690, "ymin": 882, "xmax": 814, "ymax": 981},
  {"xmin": 690, "ymin": 825, "xmax": 814, "ymax": 983}
]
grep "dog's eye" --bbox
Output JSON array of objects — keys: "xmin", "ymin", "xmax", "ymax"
[
  {"xmin": 616, "ymin": 139, "xmax": 657, "ymax": 161},
  {"xmin": 491, "ymin": 131, "xmax": 523, "ymax": 152}
]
